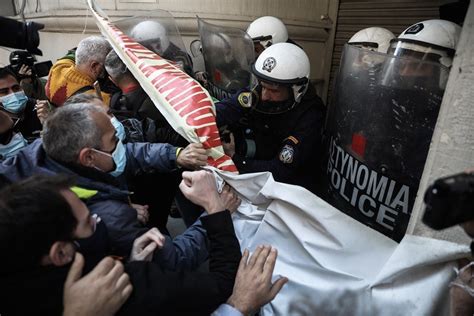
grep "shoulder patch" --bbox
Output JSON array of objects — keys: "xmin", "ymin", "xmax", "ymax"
[
  {"xmin": 238, "ymin": 92, "xmax": 252, "ymax": 108},
  {"xmin": 279, "ymin": 144, "xmax": 295, "ymax": 164},
  {"xmin": 285, "ymin": 136, "xmax": 299, "ymax": 145}
]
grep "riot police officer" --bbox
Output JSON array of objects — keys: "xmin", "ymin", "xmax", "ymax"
[
  {"xmin": 324, "ymin": 20, "xmax": 461, "ymax": 241},
  {"xmin": 216, "ymin": 42, "xmax": 326, "ymax": 193},
  {"xmin": 348, "ymin": 27, "xmax": 395, "ymax": 53},
  {"xmin": 246, "ymin": 16, "xmax": 289, "ymax": 57},
  {"xmin": 129, "ymin": 20, "xmax": 194, "ymax": 76}
]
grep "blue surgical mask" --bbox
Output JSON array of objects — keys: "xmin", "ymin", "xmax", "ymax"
[
  {"xmin": 0, "ymin": 132, "xmax": 27, "ymax": 159},
  {"xmin": 110, "ymin": 116, "xmax": 126, "ymax": 141},
  {"xmin": 0, "ymin": 91, "xmax": 28, "ymax": 114},
  {"xmin": 92, "ymin": 139, "xmax": 127, "ymax": 177}
]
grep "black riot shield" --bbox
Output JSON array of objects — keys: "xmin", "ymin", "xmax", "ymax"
[
  {"xmin": 325, "ymin": 44, "xmax": 449, "ymax": 242},
  {"xmin": 113, "ymin": 11, "xmax": 193, "ymax": 75},
  {"xmin": 198, "ymin": 18, "xmax": 254, "ymax": 100}
]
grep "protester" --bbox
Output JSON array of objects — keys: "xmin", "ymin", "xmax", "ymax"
[
  {"xmin": 0, "ymin": 103, "xmax": 218, "ymax": 272},
  {"xmin": 0, "ymin": 170, "xmax": 242, "ymax": 315},
  {"xmin": 213, "ymin": 246, "xmax": 288, "ymax": 316},
  {"xmin": 0, "ymin": 67, "xmax": 49, "ymax": 159},
  {"xmin": 45, "ymin": 36, "xmax": 112, "ymax": 106},
  {"xmin": 8, "ymin": 50, "xmax": 49, "ymax": 100},
  {"xmin": 105, "ymin": 49, "xmax": 186, "ymax": 146}
]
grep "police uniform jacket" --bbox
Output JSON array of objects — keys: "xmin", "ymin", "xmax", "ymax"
[{"xmin": 216, "ymin": 85, "xmax": 326, "ymax": 193}]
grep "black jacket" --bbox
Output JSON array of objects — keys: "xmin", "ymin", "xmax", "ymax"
[
  {"xmin": 0, "ymin": 211, "xmax": 241, "ymax": 316},
  {"xmin": 11, "ymin": 98, "xmax": 42, "ymax": 142}
]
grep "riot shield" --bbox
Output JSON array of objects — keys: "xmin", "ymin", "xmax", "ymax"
[
  {"xmin": 113, "ymin": 11, "xmax": 193, "ymax": 75},
  {"xmin": 325, "ymin": 44, "xmax": 449, "ymax": 242},
  {"xmin": 198, "ymin": 18, "xmax": 254, "ymax": 100}
]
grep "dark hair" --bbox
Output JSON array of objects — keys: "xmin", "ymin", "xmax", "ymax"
[
  {"xmin": 64, "ymin": 92, "xmax": 101, "ymax": 106},
  {"xmin": 105, "ymin": 49, "xmax": 132, "ymax": 84},
  {"xmin": 0, "ymin": 67, "xmax": 18, "ymax": 81},
  {"xmin": 0, "ymin": 174, "xmax": 77, "ymax": 273}
]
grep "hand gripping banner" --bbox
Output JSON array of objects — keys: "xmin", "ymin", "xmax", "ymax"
[{"xmin": 87, "ymin": 0, "xmax": 237, "ymax": 172}]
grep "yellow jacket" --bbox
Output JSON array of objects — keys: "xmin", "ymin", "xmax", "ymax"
[{"xmin": 45, "ymin": 58, "xmax": 110, "ymax": 107}]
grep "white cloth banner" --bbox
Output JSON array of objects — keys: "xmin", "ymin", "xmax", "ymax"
[{"xmin": 214, "ymin": 169, "xmax": 470, "ymax": 315}]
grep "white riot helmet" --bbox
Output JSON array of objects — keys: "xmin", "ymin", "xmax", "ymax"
[
  {"xmin": 207, "ymin": 32, "xmax": 234, "ymax": 63},
  {"xmin": 388, "ymin": 19, "xmax": 461, "ymax": 67},
  {"xmin": 251, "ymin": 42, "xmax": 310, "ymax": 113},
  {"xmin": 130, "ymin": 20, "xmax": 171, "ymax": 54},
  {"xmin": 246, "ymin": 16, "xmax": 288, "ymax": 50},
  {"xmin": 348, "ymin": 27, "xmax": 395, "ymax": 53}
]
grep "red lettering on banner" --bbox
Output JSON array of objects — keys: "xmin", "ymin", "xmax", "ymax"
[
  {"xmin": 140, "ymin": 65, "xmax": 161, "ymax": 78},
  {"xmin": 209, "ymin": 155, "xmax": 238, "ymax": 172},
  {"xmin": 163, "ymin": 83, "xmax": 201, "ymax": 103},
  {"xmin": 151, "ymin": 75, "xmax": 169, "ymax": 88},
  {"xmin": 195, "ymin": 125, "xmax": 222, "ymax": 148},
  {"xmin": 170, "ymin": 90, "xmax": 207, "ymax": 117},
  {"xmin": 123, "ymin": 43, "xmax": 148, "ymax": 51},
  {"xmin": 127, "ymin": 51, "xmax": 140, "ymax": 64},
  {"xmin": 186, "ymin": 108, "xmax": 215, "ymax": 127}
]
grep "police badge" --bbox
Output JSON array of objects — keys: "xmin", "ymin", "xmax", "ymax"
[
  {"xmin": 279, "ymin": 144, "xmax": 294, "ymax": 164},
  {"xmin": 262, "ymin": 57, "xmax": 276, "ymax": 72},
  {"xmin": 238, "ymin": 92, "xmax": 252, "ymax": 108}
]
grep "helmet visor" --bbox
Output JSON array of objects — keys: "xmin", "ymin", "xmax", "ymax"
[{"xmin": 388, "ymin": 39, "xmax": 453, "ymax": 67}]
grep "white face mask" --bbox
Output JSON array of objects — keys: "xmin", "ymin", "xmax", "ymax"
[{"xmin": 0, "ymin": 132, "xmax": 27, "ymax": 159}]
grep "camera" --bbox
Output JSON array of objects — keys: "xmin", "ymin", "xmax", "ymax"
[
  {"xmin": 422, "ymin": 171, "xmax": 474, "ymax": 230},
  {"xmin": 0, "ymin": 16, "xmax": 44, "ymax": 55},
  {"xmin": 9, "ymin": 50, "xmax": 52, "ymax": 78}
]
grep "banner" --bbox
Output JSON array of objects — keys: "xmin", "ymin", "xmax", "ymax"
[
  {"xmin": 86, "ymin": 0, "xmax": 237, "ymax": 172},
  {"xmin": 213, "ymin": 169, "xmax": 469, "ymax": 315}
]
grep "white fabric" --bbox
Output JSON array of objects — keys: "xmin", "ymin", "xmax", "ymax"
[{"xmin": 214, "ymin": 168, "xmax": 470, "ymax": 315}]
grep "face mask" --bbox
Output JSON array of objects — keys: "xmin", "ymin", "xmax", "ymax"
[
  {"xmin": 92, "ymin": 139, "xmax": 127, "ymax": 177},
  {"xmin": 0, "ymin": 91, "xmax": 28, "ymax": 114},
  {"xmin": 256, "ymin": 99, "xmax": 294, "ymax": 114},
  {"xmin": 0, "ymin": 132, "xmax": 27, "ymax": 159},
  {"xmin": 110, "ymin": 116, "xmax": 126, "ymax": 141}
]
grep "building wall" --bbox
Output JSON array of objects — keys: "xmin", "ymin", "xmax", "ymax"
[
  {"xmin": 1, "ymin": 0, "xmax": 339, "ymax": 98},
  {"xmin": 407, "ymin": 3, "xmax": 474, "ymax": 245}
]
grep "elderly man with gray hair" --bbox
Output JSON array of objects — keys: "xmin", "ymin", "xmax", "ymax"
[
  {"xmin": 46, "ymin": 36, "xmax": 113, "ymax": 106},
  {"xmin": 0, "ymin": 102, "xmax": 218, "ymax": 272}
]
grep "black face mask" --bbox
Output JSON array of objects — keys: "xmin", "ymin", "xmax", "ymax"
[
  {"xmin": 97, "ymin": 75, "xmax": 120, "ymax": 95},
  {"xmin": 256, "ymin": 99, "xmax": 295, "ymax": 114},
  {"xmin": 251, "ymin": 84, "xmax": 295, "ymax": 115}
]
